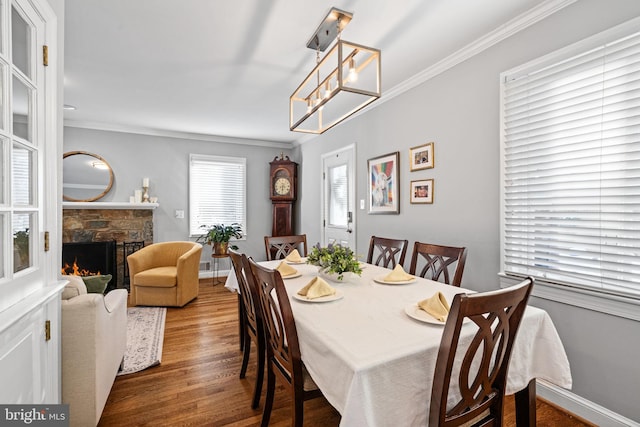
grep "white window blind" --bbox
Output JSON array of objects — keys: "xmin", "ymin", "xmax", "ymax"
[
  {"xmin": 189, "ymin": 154, "xmax": 246, "ymax": 237},
  {"xmin": 501, "ymin": 30, "xmax": 640, "ymax": 299}
]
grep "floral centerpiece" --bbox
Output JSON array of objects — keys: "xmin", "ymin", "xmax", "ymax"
[{"xmin": 306, "ymin": 243, "xmax": 362, "ymax": 281}]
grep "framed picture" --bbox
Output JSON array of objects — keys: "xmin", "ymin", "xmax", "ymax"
[
  {"xmin": 409, "ymin": 142, "xmax": 434, "ymax": 171},
  {"xmin": 368, "ymin": 152, "xmax": 400, "ymax": 214},
  {"xmin": 410, "ymin": 179, "xmax": 434, "ymax": 204}
]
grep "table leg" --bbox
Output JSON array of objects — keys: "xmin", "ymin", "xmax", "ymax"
[{"xmin": 514, "ymin": 378, "xmax": 536, "ymax": 426}]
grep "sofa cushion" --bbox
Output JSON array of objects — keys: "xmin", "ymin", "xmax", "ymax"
[
  {"xmin": 82, "ymin": 274, "xmax": 112, "ymax": 294},
  {"xmin": 61, "ymin": 274, "xmax": 88, "ymax": 300},
  {"xmin": 134, "ymin": 266, "xmax": 177, "ymax": 288}
]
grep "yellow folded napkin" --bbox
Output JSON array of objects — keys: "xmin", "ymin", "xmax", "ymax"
[
  {"xmin": 285, "ymin": 249, "xmax": 302, "ymax": 263},
  {"xmin": 383, "ymin": 265, "xmax": 414, "ymax": 282},
  {"xmin": 418, "ymin": 292, "xmax": 450, "ymax": 322},
  {"xmin": 297, "ymin": 277, "xmax": 336, "ymax": 300},
  {"xmin": 276, "ymin": 261, "xmax": 298, "ymax": 277}
]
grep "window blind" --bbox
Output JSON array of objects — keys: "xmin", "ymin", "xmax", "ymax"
[
  {"xmin": 189, "ymin": 154, "xmax": 246, "ymax": 237},
  {"xmin": 501, "ymin": 31, "xmax": 640, "ymax": 298}
]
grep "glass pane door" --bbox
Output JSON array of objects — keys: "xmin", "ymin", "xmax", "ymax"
[{"xmin": 0, "ymin": 0, "xmax": 46, "ymax": 309}]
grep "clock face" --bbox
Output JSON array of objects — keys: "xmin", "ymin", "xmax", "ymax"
[{"xmin": 274, "ymin": 177, "xmax": 291, "ymax": 196}]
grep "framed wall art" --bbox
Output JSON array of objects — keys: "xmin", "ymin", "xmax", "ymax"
[
  {"xmin": 368, "ymin": 151, "xmax": 400, "ymax": 214},
  {"xmin": 410, "ymin": 179, "xmax": 434, "ymax": 204},
  {"xmin": 409, "ymin": 142, "xmax": 434, "ymax": 171}
]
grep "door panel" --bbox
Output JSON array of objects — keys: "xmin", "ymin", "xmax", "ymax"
[
  {"xmin": 1, "ymin": 0, "xmax": 46, "ymax": 308},
  {"xmin": 322, "ymin": 145, "xmax": 355, "ymax": 250}
]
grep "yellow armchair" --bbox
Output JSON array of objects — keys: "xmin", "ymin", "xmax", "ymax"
[{"xmin": 127, "ymin": 241, "xmax": 202, "ymax": 307}]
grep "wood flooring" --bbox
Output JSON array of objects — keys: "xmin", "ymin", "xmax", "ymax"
[{"xmin": 99, "ymin": 280, "xmax": 594, "ymax": 427}]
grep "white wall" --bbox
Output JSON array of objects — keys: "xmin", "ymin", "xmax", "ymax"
[
  {"xmin": 63, "ymin": 127, "xmax": 293, "ymax": 263},
  {"xmin": 295, "ymin": 0, "xmax": 640, "ymax": 422}
]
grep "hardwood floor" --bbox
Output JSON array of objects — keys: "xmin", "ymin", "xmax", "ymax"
[{"xmin": 99, "ymin": 280, "xmax": 593, "ymax": 427}]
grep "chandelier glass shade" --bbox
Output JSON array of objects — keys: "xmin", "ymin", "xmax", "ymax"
[{"xmin": 290, "ymin": 31, "xmax": 381, "ymax": 134}]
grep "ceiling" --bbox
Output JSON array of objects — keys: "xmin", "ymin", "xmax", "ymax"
[{"xmin": 63, "ymin": 0, "xmax": 550, "ymax": 144}]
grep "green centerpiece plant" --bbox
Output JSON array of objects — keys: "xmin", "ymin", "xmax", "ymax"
[
  {"xmin": 306, "ymin": 243, "xmax": 362, "ymax": 281},
  {"xmin": 196, "ymin": 223, "xmax": 242, "ymax": 254}
]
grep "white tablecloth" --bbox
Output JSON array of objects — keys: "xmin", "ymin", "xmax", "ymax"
[{"xmin": 225, "ymin": 261, "xmax": 572, "ymax": 427}]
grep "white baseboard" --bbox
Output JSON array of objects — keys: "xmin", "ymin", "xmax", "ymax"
[
  {"xmin": 538, "ymin": 380, "xmax": 639, "ymax": 427},
  {"xmin": 198, "ymin": 269, "xmax": 230, "ymax": 280}
]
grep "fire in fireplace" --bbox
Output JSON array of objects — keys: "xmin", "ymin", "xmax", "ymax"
[{"xmin": 62, "ymin": 241, "xmax": 117, "ymax": 292}]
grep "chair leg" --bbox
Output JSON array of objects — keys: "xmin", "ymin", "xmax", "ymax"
[
  {"xmin": 261, "ymin": 365, "xmax": 275, "ymax": 427},
  {"xmin": 239, "ymin": 329, "xmax": 251, "ymax": 379},
  {"xmin": 251, "ymin": 334, "xmax": 266, "ymax": 409},
  {"xmin": 293, "ymin": 391, "xmax": 304, "ymax": 427},
  {"xmin": 238, "ymin": 295, "xmax": 245, "ymax": 352}
]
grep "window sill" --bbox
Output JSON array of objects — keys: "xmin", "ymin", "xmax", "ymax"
[{"xmin": 499, "ymin": 273, "xmax": 640, "ymax": 322}]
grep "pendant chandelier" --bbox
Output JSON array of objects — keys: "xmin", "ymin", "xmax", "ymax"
[{"xmin": 289, "ymin": 8, "xmax": 381, "ymax": 134}]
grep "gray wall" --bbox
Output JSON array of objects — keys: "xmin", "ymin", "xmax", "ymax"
[
  {"xmin": 63, "ymin": 127, "xmax": 292, "ymax": 263},
  {"xmin": 295, "ymin": 0, "xmax": 640, "ymax": 422}
]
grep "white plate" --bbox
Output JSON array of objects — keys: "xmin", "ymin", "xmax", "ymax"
[
  {"xmin": 293, "ymin": 289, "xmax": 344, "ymax": 303},
  {"xmin": 404, "ymin": 304, "xmax": 447, "ymax": 325},
  {"xmin": 281, "ymin": 272, "xmax": 302, "ymax": 279},
  {"xmin": 404, "ymin": 304, "xmax": 471, "ymax": 325},
  {"xmin": 373, "ymin": 275, "xmax": 416, "ymax": 285},
  {"xmin": 286, "ymin": 257, "xmax": 307, "ymax": 265}
]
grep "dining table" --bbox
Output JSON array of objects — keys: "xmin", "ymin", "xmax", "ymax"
[{"xmin": 225, "ymin": 259, "xmax": 572, "ymax": 427}]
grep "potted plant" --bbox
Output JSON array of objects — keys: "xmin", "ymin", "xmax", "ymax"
[
  {"xmin": 306, "ymin": 243, "xmax": 362, "ymax": 281},
  {"xmin": 196, "ymin": 223, "xmax": 242, "ymax": 255}
]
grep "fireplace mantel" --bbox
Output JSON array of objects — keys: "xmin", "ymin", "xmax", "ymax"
[{"xmin": 62, "ymin": 202, "xmax": 159, "ymax": 210}]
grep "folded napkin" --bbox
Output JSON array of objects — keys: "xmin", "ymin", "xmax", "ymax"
[
  {"xmin": 418, "ymin": 292, "xmax": 450, "ymax": 322},
  {"xmin": 383, "ymin": 265, "xmax": 414, "ymax": 282},
  {"xmin": 297, "ymin": 277, "xmax": 336, "ymax": 300},
  {"xmin": 285, "ymin": 249, "xmax": 303, "ymax": 263},
  {"xmin": 276, "ymin": 261, "xmax": 298, "ymax": 277}
]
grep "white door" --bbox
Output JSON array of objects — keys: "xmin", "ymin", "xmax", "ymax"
[
  {"xmin": 0, "ymin": 0, "xmax": 59, "ymax": 404},
  {"xmin": 321, "ymin": 145, "xmax": 355, "ymax": 250},
  {"xmin": 1, "ymin": 0, "xmax": 49, "ymax": 309}
]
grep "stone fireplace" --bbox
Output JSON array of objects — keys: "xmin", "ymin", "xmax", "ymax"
[{"xmin": 62, "ymin": 205, "xmax": 155, "ymax": 290}]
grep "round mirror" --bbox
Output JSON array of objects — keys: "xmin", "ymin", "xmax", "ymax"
[{"xmin": 63, "ymin": 151, "xmax": 114, "ymax": 202}]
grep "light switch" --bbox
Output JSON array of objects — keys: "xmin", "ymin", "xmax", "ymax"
[
  {"xmin": 175, "ymin": 210, "xmax": 185, "ymax": 219},
  {"xmin": 360, "ymin": 199, "xmax": 365, "ymax": 210}
]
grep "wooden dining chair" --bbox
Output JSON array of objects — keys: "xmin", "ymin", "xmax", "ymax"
[
  {"xmin": 366, "ymin": 236, "xmax": 408, "ymax": 268},
  {"xmin": 409, "ymin": 242, "xmax": 468, "ymax": 287},
  {"xmin": 228, "ymin": 250, "xmax": 265, "ymax": 409},
  {"xmin": 264, "ymin": 234, "xmax": 308, "ymax": 261},
  {"xmin": 429, "ymin": 277, "xmax": 534, "ymax": 427},
  {"xmin": 248, "ymin": 258, "xmax": 323, "ymax": 427}
]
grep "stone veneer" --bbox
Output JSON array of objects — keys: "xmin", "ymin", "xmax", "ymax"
[{"xmin": 62, "ymin": 209, "xmax": 154, "ymax": 289}]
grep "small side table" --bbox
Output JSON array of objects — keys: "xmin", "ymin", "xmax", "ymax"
[{"xmin": 211, "ymin": 253, "xmax": 230, "ymax": 286}]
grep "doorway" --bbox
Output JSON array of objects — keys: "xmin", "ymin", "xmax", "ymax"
[{"xmin": 321, "ymin": 145, "xmax": 356, "ymax": 250}]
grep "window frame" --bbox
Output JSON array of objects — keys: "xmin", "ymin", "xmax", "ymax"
[
  {"xmin": 188, "ymin": 153, "xmax": 247, "ymax": 240},
  {"xmin": 499, "ymin": 16, "xmax": 640, "ymax": 321}
]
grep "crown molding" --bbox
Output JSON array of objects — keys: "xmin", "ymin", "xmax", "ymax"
[
  {"xmin": 64, "ymin": 119, "xmax": 295, "ymax": 149},
  {"xmin": 293, "ymin": 0, "xmax": 577, "ymax": 146}
]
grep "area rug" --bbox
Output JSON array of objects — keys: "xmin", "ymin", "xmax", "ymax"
[{"xmin": 118, "ymin": 307, "xmax": 167, "ymax": 376}]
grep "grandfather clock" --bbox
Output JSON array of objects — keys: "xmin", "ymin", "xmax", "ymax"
[{"xmin": 269, "ymin": 154, "xmax": 298, "ymax": 236}]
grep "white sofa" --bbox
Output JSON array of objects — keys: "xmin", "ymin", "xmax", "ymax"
[{"xmin": 61, "ymin": 275, "xmax": 128, "ymax": 427}]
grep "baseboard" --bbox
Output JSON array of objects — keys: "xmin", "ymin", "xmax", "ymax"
[
  {"xmin": 198, "ymin": 269, "xmax": 230, "ymax": 280},
  {"xmin": 538, "ymin": 380, "xmax": 640, "ymax": 427}
]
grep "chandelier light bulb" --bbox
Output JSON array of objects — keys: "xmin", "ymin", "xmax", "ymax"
[
  {"xmin": 324, "ymin": 81, "xmax": 332, "ymax": 99},
  {"xmin": 306, "ymin": 98, "xmax": 313, "ymax": 114},
  {"xmin": 348, "ymin": 57, "xmax": 358, "ymax": 83}
]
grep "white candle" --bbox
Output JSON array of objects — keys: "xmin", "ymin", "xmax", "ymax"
[
  {"xmin": 143, "ymin": 177, "xmax": 149, "ymax": 187},
  {"xmin": 134, "ymin": 190, "xmax": 142, "ymax": 203}
]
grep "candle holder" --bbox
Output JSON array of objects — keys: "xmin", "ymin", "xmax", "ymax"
[{"xmin": 142, "ymin": 186, "xmax": 150, "ymax": 203}]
